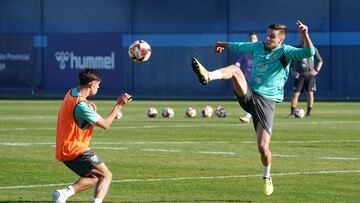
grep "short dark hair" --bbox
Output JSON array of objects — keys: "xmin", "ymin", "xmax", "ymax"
[
  {"xmin": 248, "ymin": 32, "xmax": 257, "ymax": 37},
  {"xmin": 268, "ymin": 24, "xmax": 287, "ymax": 35},
  {"xmin": 78, "ymin": 68, "xmax": 102, "ymax": 85}
]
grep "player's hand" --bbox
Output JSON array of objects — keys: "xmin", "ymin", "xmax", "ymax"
[
  {"xmin": 296, "ymin": 20, "xmax": 308, "ymax": 35},
  {"xmin": 117, "ymin": 93, "xmax": 133, "ymax": 106},
  {"xmin": 214, "ymin": 41, "xmax": 227, "ymax": 53},
  {"xmin": 310, "ymin": 69, "xmax": 318, "ymax": 76},
  {"xmin": 215, "ymin": 46, "xmax": 224, "ymax": 53}
]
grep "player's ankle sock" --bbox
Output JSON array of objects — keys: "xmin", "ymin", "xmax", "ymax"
[
  {"xmin": 307, "ymin": 107, "xmax": 312, "ymax": 116},
  {"xmin": 208, "ymin": 70, "xmax": 222, "ymax": 81},
  {"xmin": 291, "ymin": 107, "xmax": 295, "ymax": 114},
  {"xmin": 60, "ymin": 185, "xmax": 75, "ymax": 198},
  {"xmin": 262, "ymin": 164, "xmax": 271, "ymax": 179},
  {"xmin": 93, "ymin": 198, "xmax": 103, "ymax": 203}
]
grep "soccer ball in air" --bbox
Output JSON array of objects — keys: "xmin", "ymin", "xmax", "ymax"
[
  {"xmin": 128, "ymin": 40, "xmax": 151, "ymax": 63},
  {"xmin": 185, "ymin": 107, "xmax": 197, "ymax": 118},
  {"xmin": 147, "ymin": 107, "xmax": 158, "ymax": 118},
  {"xmin": 201, "ymin": 106, "xmax": 213, "ymax": 118},
  {"xmin": 294, "ymin": 108, "xmax": 305, "ymax": 118},
  {"xmin": 162, "ymin": 107, "xmax": 175, "ymax": 118},
  {"xmin": 215, "ymin": 106, "xmax": 227, "ymax": 118}
]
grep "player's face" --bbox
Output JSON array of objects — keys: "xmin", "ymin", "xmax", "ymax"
[
  {"xmin": 265, "ymin": 29, "xmax": 284, "ymax": 50},
  {"xmin": 248, "ymin": 34, "xmax": 258, "ymax": 42},
  {"xmin": 89, "ymin": 80, "xmax": 101, "ymax": 96}
]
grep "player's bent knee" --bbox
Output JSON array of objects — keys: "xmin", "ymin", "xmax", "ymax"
[
  {"xmin": 258, "ymin": 145, "xmax": 270, "ymax": 155},
  {"xmin": 105, "ymin": 170, "xmax": 113, "ymax": 180}
]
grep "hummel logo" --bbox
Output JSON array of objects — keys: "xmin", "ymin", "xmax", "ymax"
[{"xmin": 55, "ymin": 51, "xmax": 70, "ymax": 70}]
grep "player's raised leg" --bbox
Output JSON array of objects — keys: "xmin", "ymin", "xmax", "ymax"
[
  {"xmin": 191, "ymin": 58, "xmax": 248, "ymax": 97},
  {"xmin": 191, "ymin": 58, "xmax": 210, "ymax": 85}
]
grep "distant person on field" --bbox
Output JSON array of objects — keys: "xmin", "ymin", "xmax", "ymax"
[
  {"xmin": 53, "ymin": 68, "xmax": 132, "ymax": 203},
  {"xmin": 289, "ymin": 35, "xmax": 323, "ymax": 118},
  {"xmin": 191, "ymin": 20, "xmax": 315, "ymax": 196},
  {"xmin": 236, "ymin": 32, "xmax": 259, "ymax": 124}
]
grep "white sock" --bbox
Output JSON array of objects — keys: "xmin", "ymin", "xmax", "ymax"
[
  {"xmin": 246, "ymin": 113, "xmax": 252, "ymax": 119},
  {"xmin": 58, "ymin": 185, "xmax": 75, "ymax": 198},
  {"xmin": 263, "ymin": 164, "xmax": 271, "ymax": 179},
  {"xmin": 93, "ymin": 198, "xmax": 103, "ymax": 203},
  {"xmin": 208, "ymin": 70, "xmax": 222, "ymax": 81}
]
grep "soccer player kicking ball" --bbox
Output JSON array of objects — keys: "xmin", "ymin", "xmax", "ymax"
[
  {"xmin": 191, "ymin": 20, "xmax": 315, "ymax": 196},
  {"xmin": 53, "ymin": 68, "xmax": 132, "ymax": 203}
]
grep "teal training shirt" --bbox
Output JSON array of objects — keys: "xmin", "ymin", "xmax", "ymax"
[
  {"xmin": 71, "ymin": 88, "xmax": 101, "ymax": 129},
  {"xmin": 229, "ymin": 41, "xmax": 315, "ymax": 102}
]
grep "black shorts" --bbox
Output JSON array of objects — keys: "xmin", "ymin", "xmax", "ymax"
[
  {"xmin": 63, "ymin": 150, "xmax": 103, "ymax": 177},
  {"xmin": 293, "ymin": 74, "xmax": 316, "ymax": 92},
  {"xmin": 235, "ymin": 85, "xmax": 275, "ymax": 135}
]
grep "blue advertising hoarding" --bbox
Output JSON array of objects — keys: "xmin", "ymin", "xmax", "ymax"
[
  {"xmin": 46, "ymin": 33, "xmax": 124, "ymax": 91},
  {"xmin": 0, "ymin": 35, "xmax": 34, "ymax": 88}
]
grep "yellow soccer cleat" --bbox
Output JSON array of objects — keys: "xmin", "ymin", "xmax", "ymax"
[
  {"xmin": 263, "ymin": 177, "xmax": 274, "ymax": 196},
  {"xmin": 239, "ymin": 116, "xmax": 251, "ymax": 124},
  {"xmin": 191, "ymin": 58, "xmax": 209, "ymax": 85}
]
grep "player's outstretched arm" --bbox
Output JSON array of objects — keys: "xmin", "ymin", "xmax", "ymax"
[
  {"xmin": 214, "ymin": 41, "xmax": 229, "ymax": 53},
  {"xmin": 296, "ymin": 20, "xmax": 314, "ymax": 49},
  {"xmin": 96, "ymin": 93, "xmax": 132, "ymax": 129}
]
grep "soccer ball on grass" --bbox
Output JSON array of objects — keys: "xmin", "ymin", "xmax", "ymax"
[
  {"xmin": 294, "ymin": 108, "xmax": 305, "ymax": 118},
  {"xmin": 162, "ymin": 107, "xmax": 175, "ymax": 118},
  {"xmin": 185, "ymin": 107, "xmax": 197, "ymax": 118},
  {"xmin": 147, "ymin": 107, "xmax": 158, "ymax": 118},
  {"xmin": 201, "ymin": 106, "xmax": 213, "ymax": 118},
  {"xmin": 215, "ymin": 106, "xmax": 227, "ymax": 118}
]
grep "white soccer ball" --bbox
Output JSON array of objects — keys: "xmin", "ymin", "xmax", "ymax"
[
  {"xmin": 147, "ymin": 107, "xmax": 158, "ymax": 118},
  {"xmin": 215, "ymin": 106, "xmax": 227, "ymax": 118},
  {"xmin": 162, "ymin": 107, "xmax": 174, "ymax": 118},
  {"xmin": 128, "ymin": 40, "xmax": 151, "ymax": 63},
  {"xmin": 185, "ymin": 107, "xmax": 197, "ymax": 118},
  {"xmin": 201, "ymin": 106, "xmax": 213, "ymax": 118},
  {"xmin": 294, "ymin": 108, "xmax": 305, "ymax": 118}
]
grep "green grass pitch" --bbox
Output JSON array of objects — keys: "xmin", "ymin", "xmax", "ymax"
[{"xmin": 0, "ymin": 100, "xmax": 359, "ymax": 202}]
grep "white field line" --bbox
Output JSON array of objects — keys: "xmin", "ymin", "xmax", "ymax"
[
  {"xmin": 2, "ymin": 142, "xmax": 358, "ymax": 161},
  {"xmin": 1, "ymin": 170, "xmax": 360, "ymax": 190},
  {"xmin": 0, "ymin": 120, "xmax": 359, "ymax": 132},
  {"xmin": 198, "ymin": 151, "xmax": 236, "ymax": 155},
  {"xmin": 142, "ymin": 149, "xmax": 181, "ymax": 153},
  {"xmin": 0, "ymin": 141, "xmax": 359, "ymax": 161},
  {"xmin": 0, "ymin": 143, "xmax": 32, "ymax": 146},
  {"xmin": 92, "ymin": 146, "xmax": 128, "ymax": 150},
  {"xmin": 318, "ymin": 156, "xmax": 360, "ymax": 160},
  {"xmin": 95, "ymin": 141, "xmax": 229, "ymax": 145},
  {"xmin": 1, "ymin": 140, "xmax": 359, "ymax": 146},
  {"xmin": 0, "ymin": 116, "xmax": 56, "ymax": 120},
  {"xmin": 273, "ymin": 154, "xmax": 299, "ymax": 158}
]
